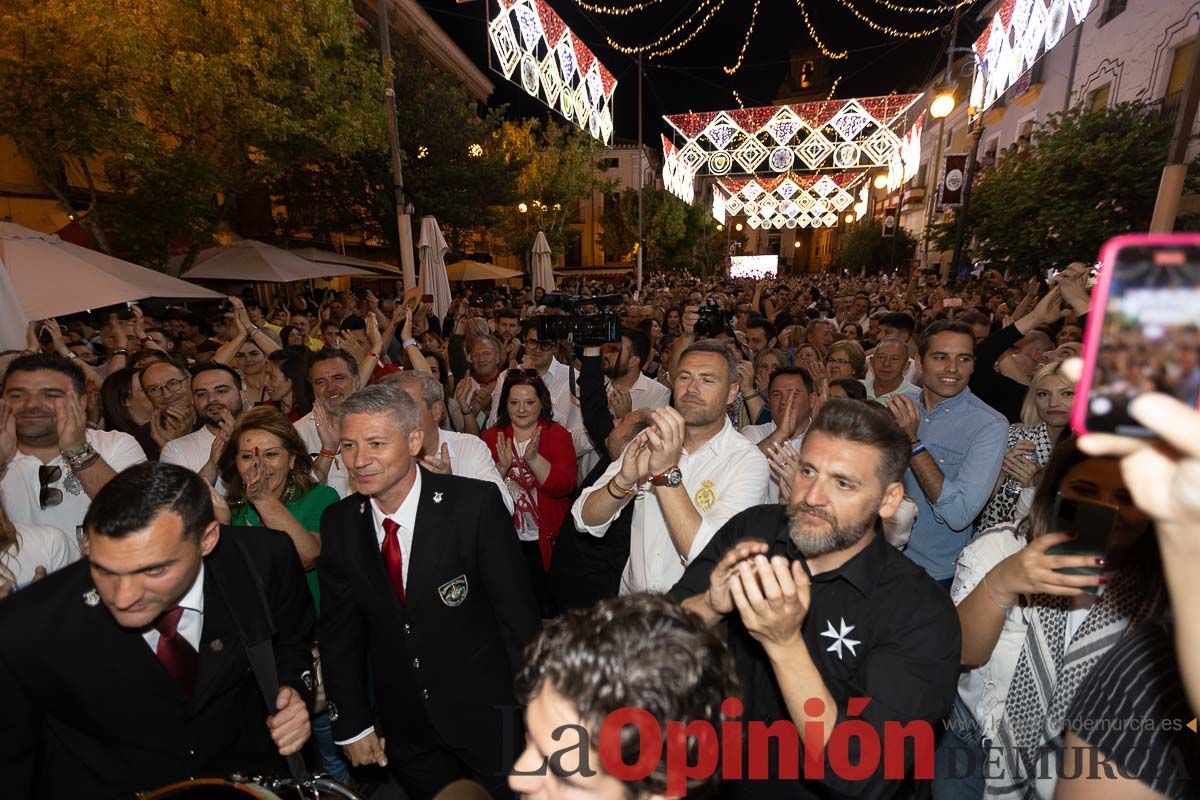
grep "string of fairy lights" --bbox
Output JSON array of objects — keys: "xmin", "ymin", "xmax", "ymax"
[{"xmin": 581, "ymin": 0, "xmax": 960, "ymax": 75}]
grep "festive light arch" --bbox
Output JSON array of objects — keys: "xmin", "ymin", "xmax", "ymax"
[
  {"xmin": 971, "ymin": 0, "xmax": 1096, "ymax": 113},
  {"xmin": 716, "ymin": 171, "xmax": 870, "ymax": 230},
  {"xmin": 489, "ymin": 0, "xmax": 618, "ymax": 144},
  {"xmin": 661, "ymin": 94, "xmax": 922, "ymax": 193}
]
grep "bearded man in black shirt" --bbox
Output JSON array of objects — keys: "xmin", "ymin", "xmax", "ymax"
[{"xmin": 672, "ymin": 399, "xmax": 960, "ymax": 799}]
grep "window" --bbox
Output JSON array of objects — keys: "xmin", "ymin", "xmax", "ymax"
[
  {"xmin": 1099, "ymin": 0, "xmax": 1126, "ymax": 26},
  {"xmin": 1088, "ymin": 83, "xmax": 1111, "ymax": 113},
  {"xmin": 1017, "ymin": 116, "xmax": 1036, "ymax": 148},
  {"xmin": 981, "ymin": 136, "xmax": 1000, "ymax": 169},
  {"xmin": 598, "ymin": 157, "xmax": 620, "ymax": 170},
  {"xmin": 1164, "ymin": 39, "xmax": 1197, "ymax": 119}
]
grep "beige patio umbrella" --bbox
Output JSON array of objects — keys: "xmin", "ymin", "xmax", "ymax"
[
  {"xmin": 290, "ymin": 246, "xmax": 400, "ymax": 275},
  {"xmin": 0, "ymin": 221, "xmax": 222, "ymax": 321},
  {"xmin": 417, "ymin": 217, "xmax": 452, "ymax": 322},
  {"xmin": 531, "ymin": 231, "xmax": 556, "ymax": 294},
  {"xmin": 181, "ymin": 240, "xmax": 376, "ymax": 282},
  {"xmin": 444, "ymin": 260, "xmax": 523, "ymax": 282}
]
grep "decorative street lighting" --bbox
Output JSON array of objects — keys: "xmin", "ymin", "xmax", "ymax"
[
  {"xmin": 873, "ymin": 173, "xmax": 888, "ymax": 190},
  {"xmin": 735, "ymin": 222, "xmax": 743, "ymax": 231},
  {"xmin": 930, "ymin": 89, "xmax": 956, "ymax": 120},
  {"xmin": 518, "ymin": 203, "xmax": 528, "ymax": 213},
  {"xmin": 844, "ymin": 213, "xmax": 855, "ymax": 223}
]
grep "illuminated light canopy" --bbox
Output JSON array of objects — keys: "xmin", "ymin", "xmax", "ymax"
[
  {"xmin": 886, "ymin": 114, "xmax": 923, "ymax": 193},
  {"xmin": 662, "ymin": 136, "xmax": 696, "ymax": 203},
  {"xmin": 490, "ymin": 0, "xmax": 617, "ymax": 144},
  {"xmin": 717, "ymin": 171, "xmax": 868, "ymax": 229},
  {"xmin": 712, "ymin": 187, "xmax": 727, "ymax": 225},
  {"xmin": 972, "ymin": 0, "xmax": 1095, "ymax": 113},
  {"xmin": 730, "ymin": 254, "xmax": 778, "ymax": 279},
  {"xmin": 662, "ymin": 95, "xmax": 922, "ymax": 180}
]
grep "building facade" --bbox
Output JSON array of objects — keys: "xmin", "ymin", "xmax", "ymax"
[{"xmin": 905, "ymin": 0, "xmax": 1200, "ymax": 275}]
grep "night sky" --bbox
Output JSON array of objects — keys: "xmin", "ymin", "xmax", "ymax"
[{"xmin": 418, "ymin": 0, "xmax": 987, "ymax": 144}]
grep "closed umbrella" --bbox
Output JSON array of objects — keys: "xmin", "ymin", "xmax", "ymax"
[
  {"xmin": 181, "ymin": 240, "xmax": 376, "ymax": 282},
  {"xmin": 417, "ymin": 217, "xmax": 452, "ymax": 323},
  {"xmin": 0, "ymin": 260, "xmax": 28, "ymax": 350},
  {"xmin": 0, "ymin": 221, "xmax": 222, "ymax": 320},
  {"xmin": 531, "ymin": 231, "xmax": 555, "ymax": 294},
  {"xmin": 444, "ymin": 260, "xmax": 523, "ymax": 282}
]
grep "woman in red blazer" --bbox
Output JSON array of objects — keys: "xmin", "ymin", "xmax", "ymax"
[{"xmin": 482, "ymin": 370, "xmax": 576, "ymax": 616}]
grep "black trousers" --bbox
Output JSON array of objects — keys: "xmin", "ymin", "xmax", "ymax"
[{"xmin": 520, "ymin": 539, "xmax": 557, "ymax": 619}]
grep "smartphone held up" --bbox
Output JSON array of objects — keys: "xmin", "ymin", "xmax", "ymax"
[{"xmin": 1072, "ymin": 233, "xmax": 1200, "ymax": 437}]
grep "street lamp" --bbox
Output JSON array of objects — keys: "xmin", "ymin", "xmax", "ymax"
[
  {"xmin": 518, "ymin": 202, "xmax": 528, "ymax": 213},
  {"xmin": 873, "ymin": 173, "xmax": 888, "ymax": 190},
  {"xmin": 844, "ymin": 213, "xmax": 855, "ymax": 223},
  {"xmin": 735, "ymin": 222, "xmax": 743, "ymax": 231},
  {"xmin": 930, "ymin": 89, "xmax": 956, "ymax": 120}
]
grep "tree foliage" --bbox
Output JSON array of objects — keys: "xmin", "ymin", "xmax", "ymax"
[
  {"xmin": 838, "ymin": 219, "xmax": 917, "ymax": 272},
  {"xmin": 598, "ymin": 187, "xmax": 725, "ymax": 273},
  {"xmin": 0, "ymin": 0, "xmax": 385, "ymax": 270},
  {"xmin": 490, "ymin": 119, "xmax": 613, "ymax": 264},
  {"xmin": 966, "ymin": 102, "xmax": 1199, "ymax": 274},
  {"xmin": 271, "ymin": 38, "xmax": 517, "ymax": 254}
]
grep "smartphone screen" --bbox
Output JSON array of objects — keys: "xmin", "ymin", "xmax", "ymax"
[
  {"xmin": 1074, "ymin": 236, "xmax": 1200, "ymax": 436},
  {"xmin": 1045, "ymin": 493, "xmax": 1119, "ymax": 593}
]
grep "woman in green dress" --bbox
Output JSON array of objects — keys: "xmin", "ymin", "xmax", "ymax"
[{"xmin": 218, "ymin": 405, "xmax": 335, "ymax": 610}]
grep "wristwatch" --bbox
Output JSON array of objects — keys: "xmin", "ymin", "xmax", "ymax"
[{"xmin": 650, "ymin": 465, "xmax": 683, "ymax": 488}]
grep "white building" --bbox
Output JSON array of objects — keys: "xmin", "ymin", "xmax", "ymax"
[{"xmin": 906, "ymin": 0, "xmax": 1200, "ymax": 274}]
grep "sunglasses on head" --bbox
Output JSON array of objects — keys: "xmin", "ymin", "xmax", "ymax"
[{"xmin": 39, "ymin": 465, "xmax": 63, "ymax": 510}]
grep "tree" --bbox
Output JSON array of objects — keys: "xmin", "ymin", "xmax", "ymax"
[
  {"xmin": 838, "ymin": 219, "xmax": 917, "ymax": 273},
  {"xmin": 271, "ymin": 39, "xmax": 518, "ymax": 253},
  {"xmin": 597, "ymin": 187, "xmax": 725, "ymax": 273},
  {"xmin": 965, "ymin": 102, "xmax": 1200, "ymax": 274},
  {"xmin": 490, "ymin": 119, "xmax": 613, "ymax": 265},
  {"xmin": 0, "ymin": 0, "xmax": 385, "ymax": 270}
]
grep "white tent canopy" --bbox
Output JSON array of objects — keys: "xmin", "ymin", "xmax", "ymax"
[
  {"xmin": 531, "ymin": 231, "xmax": 555, "ymax": 294},
  {"xmin": 417, "ymin": 217, "xmax": 452, "ymax": 323},
  {"xmin": 181, "ymin": 240, "xmax": 376, "ymax": 282},
  {"xmin": 0, "ymin": 221, "xmax": 222, "ymax": 321}
]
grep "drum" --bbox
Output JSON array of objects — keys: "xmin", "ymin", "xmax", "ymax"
[{"xmin": 141, "ymin": 776, "xmax": 366, "ymax": 800}]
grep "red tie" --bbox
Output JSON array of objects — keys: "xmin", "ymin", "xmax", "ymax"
[
  {"xmin": 154, "ymin": 606, "xmax": 197, "ymax": 696},
  {"xmin": 381, "ymin": 518, "xmax": 406, "ymax": 603}
]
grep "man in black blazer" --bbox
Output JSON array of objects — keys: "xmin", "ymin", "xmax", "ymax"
[
  {"xmin": 0, "ymin": 462, "xmax": 315, "ymax": 799},
  {"xmin": 319, "ymin": 383, "xmax": 539, "ymax": 799}
]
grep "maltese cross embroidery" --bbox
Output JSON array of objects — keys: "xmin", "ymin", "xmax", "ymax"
[{"xmin": 820, "ymin": 618, "xmax": 861, "ymax": 660}]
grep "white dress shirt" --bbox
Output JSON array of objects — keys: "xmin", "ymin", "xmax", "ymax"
[
  {"xmin": 435, "ymin": 429, "xmax": 513, "ymax": 513},
  {"xmin": 142, "ymin": 563, "xmax": 205, "ymax": 653},
  {"xmin": 572, "ymin": 417, "xmax": 770, "ymax": 594},
  {"xmin": 1, "ymin": 428, "xmax": 147, "ymax": 535},
  {"xmin": 296, "ymin": 411, "xmax": 350, "ymax": 498},
  {"xmin": 627, "ymin": 371, "xmax": 671, "ymax": 412},
  {"xmin": 337, "ymin": 471, "xmax": 422, "ymax": 746}
]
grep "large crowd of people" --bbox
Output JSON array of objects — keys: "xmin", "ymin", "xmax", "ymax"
[{"xmin": 0, "ymin": 260, "xmax": 1198, "ymax": 800}]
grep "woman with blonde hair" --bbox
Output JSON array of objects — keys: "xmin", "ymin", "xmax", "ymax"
[{"xmin": 977, "ymin": 361, "xmax": 1074, "ymax": 530}]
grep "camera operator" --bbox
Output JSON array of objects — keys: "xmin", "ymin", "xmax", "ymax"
[
  {"xmin": 547, "ymin": 339, "xmax": 654, "ymax": 611},
  {"xmin": 486, "ymin": 321, "xmax": 572, "ymax": 429}
]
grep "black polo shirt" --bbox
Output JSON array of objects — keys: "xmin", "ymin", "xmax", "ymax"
[{"xmin": 670, "ymin": 504, "xmax": 961, "ymax": 800}]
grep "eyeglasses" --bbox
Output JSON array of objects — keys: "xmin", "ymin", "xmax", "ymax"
[
  {"xmin": 523, "ymin": 339, "xmax": 553, "ymax": 351},
  {"xmin": 39, "ymin": 465, "xmax": 63, "ymax": 510},
  {"xmin": 144, "ymin": 377, "xmax": 185, "ymax": 398}
]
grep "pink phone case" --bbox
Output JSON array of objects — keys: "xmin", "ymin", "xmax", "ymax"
[{"xmin": 1070, "ymin": 232, "xmax": 1200, "ymax": 436}]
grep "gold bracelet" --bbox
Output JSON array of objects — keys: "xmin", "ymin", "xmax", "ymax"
[
  {"xmin": 982, "ymin": 575, "xmax": 1014, "ymax": 611},
  {"xmin": 608, "ymin": 477, "xmax": 636, "ymax": 498}
]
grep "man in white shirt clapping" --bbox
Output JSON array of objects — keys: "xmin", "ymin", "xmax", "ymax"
[{"xmin": 572, "ymin": 340, "xmax": 770, "ymax": 593}]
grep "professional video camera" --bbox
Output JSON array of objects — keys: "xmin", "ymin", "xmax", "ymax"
[
  {"xmin": 694, "ymin": 298, "xmax": 733, "ymax": 338},
  {"xmin": 533, "ymin": 292, "xmax": 622, "ymax": 347}
]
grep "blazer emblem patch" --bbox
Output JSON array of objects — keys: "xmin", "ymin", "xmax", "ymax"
[{"xmin": 438, "ymin": 574, "xmax": 468, "ymax": 607}]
